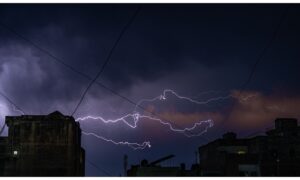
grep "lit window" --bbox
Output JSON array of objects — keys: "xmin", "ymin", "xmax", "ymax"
[
  {"xmin": 238, "ymin": 151, "xmax": 246, "ymax": 155},
  {"xmin": 13, "ymin": 150, "xmax": 18, "ymax": 156}
]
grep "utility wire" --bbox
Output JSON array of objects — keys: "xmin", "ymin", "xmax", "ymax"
[
  {"xmin": 71, "ymin": 6, "xmax": 140, "ymax": 116},
  {"xmin": 0, "ymin": 90, "xmax": 26, "ymax": 115},
  {"xmin": 0, "ymin": 90, "xmax": 25, "ymax": 136},
  {"xmin": 0, "ymin": 7, "xmax": 209, "ymax": 139},
  {"xmin": 223, "ymin": 6, "xmax": 290, "ymax": 130},
  {"xmin": 86, "ymin": 158, "xmax": 113, "ymax": 176},
  {"xmin": 0, "ymin": 22, "xmax": 87, "ymax": 79},
  {"xmin": 0, "ymin": 92, "xmax": 26, "ymax": 136},
  {"xmin": 239, "ymin": 5, "xmax": 290, "ymax": 92}
]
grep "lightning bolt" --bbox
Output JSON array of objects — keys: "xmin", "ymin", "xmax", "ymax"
[
  {"xmin": 134, "ymin": 89, "xmax": 231, "ymax": 112},
  {"xmin": 77, "ymin": 113, "xmax": 139, "ymax": 128},
  {"xmin": 76, "ymin": 89, "xmax": 231, "ymax": 149},
  {"xmin": 238, "ymin": 93, "xmax": 258, "ymax": 102},
  {"xmin": 82, "ymin": 131, "xmax": 151, "ymax": 150},
  {"xmin": 135, "ymin": 115, "xmax": 214, "ymax": 137},
  {"xmin": 0, "ymin": 88, "xmax": 260, "ymax": 149},
  {"xmin": 76, "ymin": 113, "xmax": 214, "ymax": 137},
  {"xmin": 161, "ymin": 89, "xmax": 231, "ymax": 104}
]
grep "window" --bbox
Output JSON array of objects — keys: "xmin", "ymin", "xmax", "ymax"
[
  {"xmin": 13, "ymin": 150, "xmax": 18, "ymax": 156},
  {"xmin": 238, "ymin": 150, "xmax": 246, "ymax": 155}
]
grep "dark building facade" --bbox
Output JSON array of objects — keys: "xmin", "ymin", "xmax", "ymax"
[
  {"xmin": 0, "ymin": 111, "xmax": 85, "ymax": 176},
  {"xmin": 0, "ymin": 137, "xmax": 8, "ymax": 176},
  {"xmin": 199, "ymin": 118, "xmax": 300, "ymax": 176}
]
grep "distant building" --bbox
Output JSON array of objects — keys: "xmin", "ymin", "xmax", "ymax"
[
  {"xmin": 0, "ymin": 111, "xmax": 85, "ymax": 176},
  {"xmin": 199, "ymin": 118, "xmax": 300, "ymax": 176},
  {"xmin": 126, "ymin": 154, "xmax": 200, "ymax": 176}
]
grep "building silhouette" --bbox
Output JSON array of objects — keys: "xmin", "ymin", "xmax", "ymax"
[
  {"xmin": 0, "ymin": 111, "xmax": 85, "ymax": 176},
  {"xmin": 199, "ymin": 118, "xmax": 300, "ymax": 176},
  {"xmin": 126, "ymin": 118, "xmax": 300, "ymax": 177},
  {"xmin": 126, "ymin": 154, "xmax": 201, "ymax": 176}
]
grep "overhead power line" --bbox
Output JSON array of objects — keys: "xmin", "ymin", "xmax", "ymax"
[
  {"xmin": 86, "ymin": 158, "xmax": 113, "ymax": 176},
  {"xmin": 239, "ymin": 5, "xmax": 290, "ymax": 92},
  {"xmin": 71, "ymin": 6, "xmax": 141, "ymax": 116},
  {"xmin": 224, "ymin": 5, "xmax": 290, "ymax": 129},
  {"xmin": 0, "ymin": 91, "xmax": 26, "ymax": 136},
  {"xmin": 0, "ymin": 91, "xmax": 25, "ymax": 136},
  {"xmin": 0, "ymin": 90, "xmax": 26, "ymax": 114}
]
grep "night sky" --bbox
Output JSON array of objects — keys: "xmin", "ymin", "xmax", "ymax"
[{"xmin": 0, "ymin": 4, "xmax": 300, "ymax": 176}]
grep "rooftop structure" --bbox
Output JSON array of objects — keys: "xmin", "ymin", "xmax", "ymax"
[
  {"xmin": 0, "ymin": 111, "xmax": 85, "ymax": 176},
  {"xmin": 199, "ymin": 118, "xmax": 300, "ymax": 176}
]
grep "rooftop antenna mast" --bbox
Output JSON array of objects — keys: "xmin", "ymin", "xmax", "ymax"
[{"xmin": 123, "ymin": 154, "xmax": 128, "ymax": 176}]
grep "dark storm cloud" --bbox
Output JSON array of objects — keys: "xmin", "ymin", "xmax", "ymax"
[
  {"xmin": 0, "ymin": 4, "xmax": 291, "ymax": 91},
  {"xmin": 1, "ymin": 4, "xmax": 299, "ymax": 94}
]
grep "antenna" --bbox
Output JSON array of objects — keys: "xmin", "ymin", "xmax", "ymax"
[
  {"xmin": 195, "ymin": 151, "xmax": 198, "ymax": 164},
  {"xmin": 123, "ymin": 154, "xmax": 128, "ymax": 176}
]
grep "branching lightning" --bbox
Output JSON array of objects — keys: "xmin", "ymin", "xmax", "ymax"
[
  {"xmin": 82, "ymin": 131, "xmax": 151, "ymax": 150},
  {"xmin": 77, "ymin": 89, "xmax": 233, "ymax": 149},
  {"xmin": 77, "ymin": 113, "xmax": 214, "ymax": 137},
  {"xmin": 158, "ymin": 89, "xmax": 231, "ymax": 105}
]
